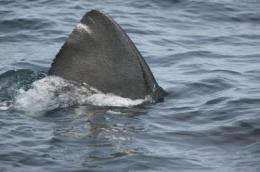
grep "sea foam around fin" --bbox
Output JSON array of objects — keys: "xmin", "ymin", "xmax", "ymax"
[{"xmin": 12, "ymin": 76, "xmax": 150, "ymax": 113}]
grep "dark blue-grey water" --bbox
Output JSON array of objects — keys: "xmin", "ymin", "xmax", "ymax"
[{"xmin": 1, "ymin": 0, "xmax": 260, "ymax": 171}]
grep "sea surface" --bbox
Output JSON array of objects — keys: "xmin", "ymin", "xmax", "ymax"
[{"xmin": 0, "ymin": 0, "xmax": 260, "ymax": 171}]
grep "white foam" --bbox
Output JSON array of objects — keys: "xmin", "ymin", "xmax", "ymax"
[
  {"xmin": 76, "ymin": 23, "xmax": 92, "ymax": 33},
  {"xmin": 107, "ymin": 110, "xmax": 124, "ymax": 115},
  {"xmin": 13, "ymin": 76, "xmax": 150, "ymax": 113},
  {"xmin": 0, "ymin": 101, "xmax": 12, "ymax": 111},
  {"xmin": 86, "ymin": 93, "xmax": 147, "ymax": 107}
]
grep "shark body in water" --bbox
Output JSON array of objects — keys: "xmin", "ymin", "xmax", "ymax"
[{"xmin": 48, "ymin": 10, "xmax": 166, "ymax": 102}]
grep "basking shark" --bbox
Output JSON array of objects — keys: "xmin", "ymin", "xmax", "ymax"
[{"xmin": 49, "ymin": 10, "xmax": 166, "ymax": 102}]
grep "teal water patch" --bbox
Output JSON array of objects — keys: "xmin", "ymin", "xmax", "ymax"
[{"xmin": 0, "ymin": 69, "xmax": 45, "ymax": 101}]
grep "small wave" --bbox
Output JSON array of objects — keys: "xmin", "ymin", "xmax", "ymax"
[
  {"xmin": 0, "ymin": 18, "xmax": 55, "ymax": 32},
  {"xmin": 184, "ymin": 78, "xmax": 233, "ymax": 96},
  {"xmin": 13, "ymin": 76, "xmax": 150, "ymax": 113},
  {"xmin": 226, "ymin": 98, "xmax": 260, "ymax": 107},
  {"xmin": 205, "ymin": 97, "xmax": 229, "ymax": 105}
]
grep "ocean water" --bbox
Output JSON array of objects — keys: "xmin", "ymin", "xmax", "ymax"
[{"xmin": 0, "ymin": 0, "xmax": 260, "ymax": 171}]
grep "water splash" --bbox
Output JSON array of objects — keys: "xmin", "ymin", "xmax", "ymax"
[{"xmin": 13, "ymin": 76, "xmax": 150, "ymax": 113}]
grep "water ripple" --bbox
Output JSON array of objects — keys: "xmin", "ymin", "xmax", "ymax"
[{"xmin": 0, "ymin": 0, "xmax": 260, "ymax": 171}]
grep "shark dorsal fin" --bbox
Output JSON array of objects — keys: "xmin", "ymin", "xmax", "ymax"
[{"xmin": 49, "ymin": 10, "xmax": 165, "ymax": 101}]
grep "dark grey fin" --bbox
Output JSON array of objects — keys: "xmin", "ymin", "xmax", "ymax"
[{"xmin": 49, "ymin": 10, "xmax": 166, "ymax": 101}]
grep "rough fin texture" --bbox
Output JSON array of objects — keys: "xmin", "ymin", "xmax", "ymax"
[{"xmin": 49, "ymin": 10, "xmax": 165, "ymax": 101}]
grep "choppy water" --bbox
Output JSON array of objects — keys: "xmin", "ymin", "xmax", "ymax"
[{"xmin": 1, "ymin": 0, "xmax": 260, "ymax": 171}]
